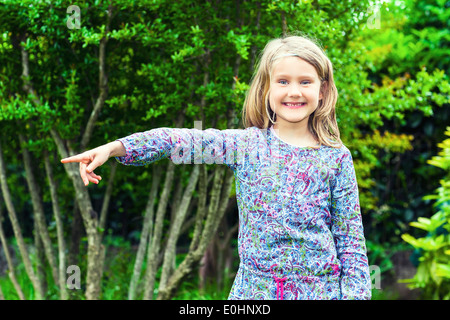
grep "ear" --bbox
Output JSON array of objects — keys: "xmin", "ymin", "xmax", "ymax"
[{"xmin": 319, "ymin": 81, "xmax": 328, "ymax": 100}]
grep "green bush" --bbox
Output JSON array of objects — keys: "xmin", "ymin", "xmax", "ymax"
[{"xmin": 401, "ymin": 126, "xmax": 450, "ymax": 299}]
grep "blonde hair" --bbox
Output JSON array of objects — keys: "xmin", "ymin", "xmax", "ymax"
[{"xmin": 241, "ymin": 34, "xmax": 342, "ymax": 148}]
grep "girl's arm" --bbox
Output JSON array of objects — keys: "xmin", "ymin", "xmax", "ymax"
[
  {"xmin": 330, "ymin": 147, "xmax": 372, "ymax": 300},
  {"xmin": 114, "ymin": 127, "xmax": 244, "ymax": 169},
  {"xmin": 61, "ymin": 127, "xmax": 248, "ymax": 186}
]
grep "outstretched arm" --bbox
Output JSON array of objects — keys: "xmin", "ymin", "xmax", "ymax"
[
  {"xmin": 60, "ymin": 140, "xmax": 126, "ymax": 186},
  {"xmin": 114, "ymin": 127, "xmax": 246, "ymax": 169},
  {"xmin": 61, "ymin": 126, "xmax": 247, "ymax": 185}
]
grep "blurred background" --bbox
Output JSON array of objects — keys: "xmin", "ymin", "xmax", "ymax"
[{"xmin": 0, "ymin": 0, "xmax": 449, "ymax": 300}]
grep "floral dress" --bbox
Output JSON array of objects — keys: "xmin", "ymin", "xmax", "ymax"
[{"xmin": 115, "ymin": 125, "xmax": 372, "ymax": 300}]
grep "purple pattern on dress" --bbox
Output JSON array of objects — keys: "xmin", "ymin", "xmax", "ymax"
[{"xmin": 115, "ymin": 125, "xmax": 371, "ymax": 300}]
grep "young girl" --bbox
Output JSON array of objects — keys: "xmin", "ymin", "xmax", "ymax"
[{"xmin": 61, "ymin": 35, "xmax": 371, "ymax": 300}]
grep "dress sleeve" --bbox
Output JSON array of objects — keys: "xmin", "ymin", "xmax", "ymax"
[
  {"xmin": 114, "ymin": 127, "xmax": 244, "ymax": 171},
  {"xmin": 330, "ymin": 146, "xmax": 372, "ymax": 300}
]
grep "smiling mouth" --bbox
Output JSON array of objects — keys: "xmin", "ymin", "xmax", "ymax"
[{"xmin": 282, "ymin": 102, "xmax": 307, "ymax": 108}]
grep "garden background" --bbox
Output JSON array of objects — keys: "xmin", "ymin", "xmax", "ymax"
[{"xmin": 0, "ymin": 0, "xmax": 449, "ymax": 300}]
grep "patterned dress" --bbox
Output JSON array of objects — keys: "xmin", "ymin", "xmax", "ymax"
[{"xmin": 115, "ymin": 125, "xmax": 372, "ymax": 300}]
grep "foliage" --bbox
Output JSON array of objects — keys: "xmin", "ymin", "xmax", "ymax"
[
  {"xmin": 353, "ymin": 0, "xmax": 450, "ymax": 253},
  {"xmin": 401, "ymin": 126, "xmax": 450, "ymax": 299}
]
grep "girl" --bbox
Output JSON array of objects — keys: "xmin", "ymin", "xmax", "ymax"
[{"xmin": 61, "ymin": 35, "xmax": 372, "ymax": 300}]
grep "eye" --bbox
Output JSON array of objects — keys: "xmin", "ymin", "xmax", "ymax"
[
  {"xmin": 301, "ymin": 80, "xmax": 311, "ymax": 85},
  {"xmin": 278, "ymin": 79, "xmax": 288, "ymax": 85}
]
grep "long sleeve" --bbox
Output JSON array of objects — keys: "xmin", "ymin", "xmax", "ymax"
[
  {"xmin": 114, "ymin": 127, "xmax": 246, "ymax": 170},
  {"xmin": 330, "ymin": 147, "xmax": 371, "ymax": 300}
]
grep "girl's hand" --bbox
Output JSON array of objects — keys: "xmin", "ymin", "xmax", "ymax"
[
  {"xmin": 61, "ymin": 141, "xmax": 125, "ymax": 186},
  {"xmin": 60, "ymin": 145, "xmax": 111, "ymax": 186}
]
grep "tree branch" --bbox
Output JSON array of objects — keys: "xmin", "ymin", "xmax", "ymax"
[
  {"xmin": 80, "ymin": 4, "xmax": 113, "ymax": 151},
  {"xmin": 99, "ymin": 161, "xmax": 118, "ymax": 233},
  {"xmin": 43, "ymin": 150, "xmax": 68, "ymax": 300},
  {"xmin": 19, "ymin": 134, "xmax": 59, "ymax": 287},
  {"xmin": 128, "ymin": 164, "xmax": 162, "ymax": 300},
  {"xmin": 158, "ymin": 165, "xmax": 200, "ymax": 293}
]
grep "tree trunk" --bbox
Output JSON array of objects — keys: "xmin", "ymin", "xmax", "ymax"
[
  {"xmin": 69, "ymin": 201, "xmax": 82, "ymax": 267},
  {"xmin": 189, "ymin": 166, "xmax": 208, "ymax": 253},
  {"xmin": 99, "ymin": 161, "xmax": 118, "ymax": 233},
  {"xmin": 34, "ymin": 220, "xmax": 47, "ymax": 296},
  {"xmin": 194, "ymin": 165, "xmax": 208, "ymax": 293},
  {"xmin": 143, "ymin": 160, "xmax": 176, "ymax": 300},
  {"xmin": 43, "ymin": 150, "xmax": 68, "ymax": 300},
  {"xmin": 281, "ymin": 11, "xmax": 287, "ymax": 36},
  {"xmin": 51, "ymin": 129, "xmax": 104, "ymax": 300},
  {"xmin": 19, "ymin": 134, "xmax": 59, "ymax": 286},
  {"xmin": 157, "ymin": 166, "xmax": 235, "ymax": 300},
  {"xmin": 0, "ymin": 141, "xmax": 43, "ymax": 299},
  {"xmin": 216, "ymin": 204, "xmax": 238, "ymax": 292},
  {"xmin": 128, "ymin": 164, "xmax": 161, "ymax": 300},
  {"xmin": 198, "ymin": 242, "xmax": 214, "ymax": 293},
  {"xmin": 198, "ymin": 192, "xmax": 238, "ymax": 293},
  {"xmin": 0, "ymin": 204, "xmax": 25, "ymax": 300},
  {"xmin": 158, "ymin": 165, "xmax": 200, "ymax": 292}
]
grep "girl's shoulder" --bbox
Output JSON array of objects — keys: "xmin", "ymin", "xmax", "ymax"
[
  {"xmin": 321, "ymin": 138, "xmax": 354, "ymax": 156},
  {"xmin": 318, "ymin": 141, "xmax": 357, "ymax": 172}
]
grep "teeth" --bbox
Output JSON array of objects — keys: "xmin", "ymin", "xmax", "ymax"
[{"xmin": 285, "ymin": 103, "xmax": 305, "ymax": 106}]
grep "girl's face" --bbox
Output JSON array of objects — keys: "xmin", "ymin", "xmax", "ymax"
[{"xmin": 269, "ymin": 56, "xmax": 323, "ymax": 129}]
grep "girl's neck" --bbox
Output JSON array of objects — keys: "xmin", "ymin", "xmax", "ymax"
[{"xmin": 272, "ymin": 122, "xmax": 318, "ymax": 148}]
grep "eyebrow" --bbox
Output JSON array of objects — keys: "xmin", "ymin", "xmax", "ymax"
[{"xmin": 273, "ymin": 73, "xmax": 317, "ymax": 79}]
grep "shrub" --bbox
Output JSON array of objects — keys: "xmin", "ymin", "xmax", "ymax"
[{"xmin": 401, "ymin": 126, "xmax": 450, "ymax": 299}]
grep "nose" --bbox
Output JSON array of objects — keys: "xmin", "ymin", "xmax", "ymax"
[{"xmin": 288, "ymin": 83, "xmax": 302, "ymax": 97}]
